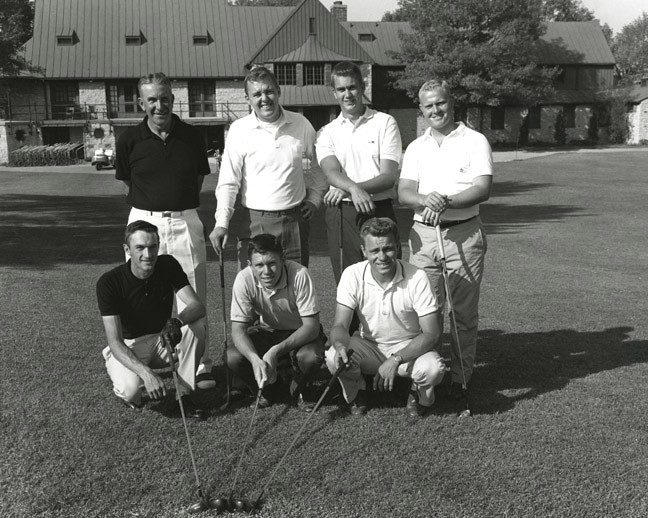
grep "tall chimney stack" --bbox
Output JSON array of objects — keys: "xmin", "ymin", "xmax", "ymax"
[{"xmin": 331, "ymin": 1, "xmax": 347, "ymax": 23}]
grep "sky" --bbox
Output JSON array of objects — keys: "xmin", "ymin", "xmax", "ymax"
[{"xmin": 341, "ymin": 0, "xmax": 647, "ymax": 34}]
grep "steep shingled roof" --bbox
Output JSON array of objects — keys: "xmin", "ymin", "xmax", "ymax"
[
  {"xmin": 536, "ymin": 21, "xmax": 615, "ymax": 65},
  {"xmin": 341, "ymin": 22, "xmax": 412, "ymax": 66},
  {"xmin": 24, "ymin": 0, "xmax": 292, "ymax": 78}
]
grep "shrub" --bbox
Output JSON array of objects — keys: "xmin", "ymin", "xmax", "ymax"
[
  {"xmin": 554, "ymin": 110, "xmax": 567, "ymax": 146},
  {"xmin": 587, "ymin": 112, "xmax": 599, "ymax": 143}
]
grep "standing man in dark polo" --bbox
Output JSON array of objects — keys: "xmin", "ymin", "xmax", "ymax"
[
  {"xmin": 209, "ymin": 66, "xmax": 326, "ymax": 268},
  {"xmin": 315, "ymin": 61, "xmax": 402, "ymax": 282},
  {"xmin": 115, "ymin": 72, "xmax": 215, "ymax": 389}
]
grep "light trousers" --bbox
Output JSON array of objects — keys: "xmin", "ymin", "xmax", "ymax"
[
  {"xmin": 103, "ymin": 321, "xmax": 205, "ymax": 406},
  {"xmin": 325, "ymin": 334, "xmax": 446, "ymax": 407},
  {"xmin": 408, "ymin": 217, "xmax": 487, "ymax": 385}
]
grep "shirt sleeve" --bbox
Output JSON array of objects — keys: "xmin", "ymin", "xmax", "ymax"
[
  {"xmin": 215, "ymin": 121, "xmax": 245, "ymax": 229},
  {"xmin": 96, "ymin": 272, "xmax": 121, "ymax": 316},
  {"xmin": 115, "ymin": 132, "xmax": 131, "ymax": 181},
  {"xmin": 336, "ymin": 267, "xmax": 358, "ymax": 310},
  {"xmin": 411, "ymin": 269, "xmax": 439, "ymax": 317},
  {"xmin": 194, "ymin": 127, "xmax": 211, "ymax": 177},
  {"xmin": 292, "ymin": 267, "xmax": 320, "ymax": 317},
  {"xmin": 398, "ymin": 140, "xmax": 420, "ymax": 183},
  {"xmin": 314, "ymin": 124, "xmax": 335, "ymax": 163},
  {"xmin": 303, "ymin": 121, "xmax": 327, "ymax": 208},
  {"xmin": 166, "ymin": 256, "xmax": 190, "ymax": 292},
  {"xmin": 230, "ymin": 270, "xmax": 256, "ymax": 323},
  {"xmin": 468, "ymin": 132, "xmax": 494, "ymax": 178},
  {"xmin": 380, "ymin": 115, "xmax": 402, "ymax": 163}
]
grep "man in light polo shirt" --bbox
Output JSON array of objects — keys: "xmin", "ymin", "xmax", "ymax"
[
  {"xmin": 397, "ymin": 79, "xmax": 493, "ymax": 401},
  {"xmin": 227, "ymin": 234, "xmax": 325, "ymax": 410},
  {"xmin": 316, "ymin": 61, "xmax": 402, "ymax": 282},
  {"xmin": 115, "ymin": 72, "xmax": 215, "ymax": 389},
  {"xmin": 326, "ymin": 218, "xmax": 446, "ymax": 418},
  {"xmin": 209, "ymin": 66, "xmax": 326, "ymax": 268}
]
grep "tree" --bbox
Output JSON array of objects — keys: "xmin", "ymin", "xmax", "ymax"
[
  {"xmin": 554, "ymin": 110, "xmax": 566, "ymax": 145},
  {"xmin": 392, "ymin": 0, "xmax": 557, "ymax": 109},
  {"xmin": 0, "ymin": 0, "xmax": 34, "ymax": 76},
  {"xmin": 540, "ymin": 0, "xmax": 594, "ymax": 22},
  {"xmin": 612, "ymin": 12, "xmax": 648, "ymax": 85}
]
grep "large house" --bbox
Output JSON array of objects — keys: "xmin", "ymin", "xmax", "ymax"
[{"xmin": 0, "ymin": 0, "xmax": 617, "ymax": 164}]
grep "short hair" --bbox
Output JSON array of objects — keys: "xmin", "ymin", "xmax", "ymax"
[
  {"xmin": 247, "ymin": 233, "xmax": 284, "ymax": 259},
  {"xmin": 360, "ymin": 217, "xmax": 400, "ymax": 244},
  {"xmin": 124, "ymin": 220, "xmax": 159, "ymax": 246},
  {"xmin": 137, "ymin": 72, "xmax": 172, "ymax": 96},
  {"xmin": 244, "ymin": 66, "xmax": 280, "ymax": 95},
  {"xmin": 330, "ymin": 61, "xmax": 364, "ymax": 88},
  {"xmin": 418, "ymin": 79, "xmax": 453, "ymax": 100}
]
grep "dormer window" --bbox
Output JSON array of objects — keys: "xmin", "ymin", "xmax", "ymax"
[
  {"xmin": 126, "ymin": 34, "xmax": 143, "ymax": 46},
  {"xmin": 309, "ymin": 17, "xmax": 316, "ymax": 35},
  {"xmin": 358, "ymin": 33, "xmax": 376, "ymax": 42},
  {"xmin": 193, "ymin": 34, "xmax": 211, "ymax": 45},
  {"xmin": 56, "ymin": 31, "xmax": 77, "ymax": 45}
]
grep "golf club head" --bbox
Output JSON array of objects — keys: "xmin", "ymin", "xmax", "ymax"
[{"xmin": 458, "ymin": 408, "xmax": 472, "ymax": 418}]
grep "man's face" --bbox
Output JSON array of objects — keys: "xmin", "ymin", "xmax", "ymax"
[
  {"xmin": 124, "ymin": 230, "xmax": 159, "ymax": 278},
  {"xmin": 332, "ymin": 74, "xmax": 365, "ymax": 119},
  {"xmin": 249, "ymin": 251, "xmax": 284, "ymax": 289},
  {"xmin": 245, "ymin": 79, "xmax": 281, "ymax": 123},
  {"xmin": 361, "ymin": 233, "xmax": 399, "ymax": 279},
  {"xmin": 419, "ymin": 87, "xmax": 455, "ymax": 134},
  {"xmin": 138, "ymin": 83, "xmax": 174, "ymax": 131}
]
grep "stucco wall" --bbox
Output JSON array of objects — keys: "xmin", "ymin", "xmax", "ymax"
[{"xmin": 627, "ymin": 99, "xmax": 648, "ymax": 145}]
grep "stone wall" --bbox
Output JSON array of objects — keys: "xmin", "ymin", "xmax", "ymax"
[
  {"xmin": 0, "ymin": 121, "xmax": 44, "ymax": 165},
  {"xmin": 627, "ymin": 99, "xmax": 648, "ymax": 145},
  {"xmin": 215, "ymin": 80, "xmax": 249, "ymax": 120}
]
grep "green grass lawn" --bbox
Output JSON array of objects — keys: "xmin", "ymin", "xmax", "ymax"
[{"xmin": 2, "ymin": 150, "xmax": 648, "ymax": 517}]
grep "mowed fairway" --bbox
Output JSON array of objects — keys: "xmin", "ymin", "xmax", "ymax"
[{"xmin": 1, "ymin": 149, "xmax": 647, "ymax": 518}]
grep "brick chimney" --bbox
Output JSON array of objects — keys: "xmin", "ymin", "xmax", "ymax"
[{"xmin": 331, "ymin": 1, "xmax": 347, "ymax": 22}]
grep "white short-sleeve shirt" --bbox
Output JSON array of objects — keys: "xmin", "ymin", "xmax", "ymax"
[
  {"xmin": 316, "ymin": 108, "xmax": 402, "ymax": 202},
  {"xmin": 231, "ymin": 260, "xmax": 320, "ymax": 331},
  {"xmin": 337, "ymin": 260, "xmax": 439, "ymax": 353},
  {"xmin": 400, "ymin": 122, "xmax": 493, "ymax": 222}
]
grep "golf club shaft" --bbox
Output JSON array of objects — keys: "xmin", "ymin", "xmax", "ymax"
[
  {"xmin": 219, "ymin": 254, "xmax": 230, "ymax": 410},
  {"xmin": 338, "ymin": 203, "xmax": 344, "ymax": 279},
  {"xmin": 434, "ymin": 225, "xmax": 469, "ymax": 392},
  {"xmin": 230, "ymin": 387, "xmax": 263, "ymax": 496},
  {"xmin": 164, "ymin": 342, "xmax": 203, "ymax": 499},
  {"xmin": 253, "ymin": 350, "xmax": 354, "ymax": 509}
]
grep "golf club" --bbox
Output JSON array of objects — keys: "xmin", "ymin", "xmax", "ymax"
[
  {"xmin": 251, "ymin": 350, "xmax": 355, "ymax": 512},
  {"xmin": 435, "ymin": 225, "xmax": 472, "ymax": 418},
  {"xmin": 338, "ymin": 202, "xmax": 344, "ymax": 280},
  {"xmin": 229, "ymin": 386, "xmax": 264, "ymax": 505},
  {"xmin": 218, "ymin": 253, "xmax": 230, "ymax": 411},
  {"xmin": 162, "ymin": 341, "xmax": 209, "ymax": 513}
]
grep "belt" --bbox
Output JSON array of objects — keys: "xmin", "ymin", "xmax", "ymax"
[
  {"xmin": 248, "ymin": 206, "xmax": 301, "ymax": 216},
  {"xmin": 417, "ymin": 216, "xmax": 476, "ymax": 229},
  {"xmin": 340, "ymin": 199, "xmax": 393, "ymax": 207},
  {"xmin": 144, "ymin": 210, "xmax": 185, "ymax": 218}
]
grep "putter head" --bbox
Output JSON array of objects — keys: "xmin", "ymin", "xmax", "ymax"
[{"xmin": 458, "ymin": 408, "xmax": 472, "ymax": 418}]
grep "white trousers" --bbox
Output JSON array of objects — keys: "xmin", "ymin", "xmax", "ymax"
[
  {"xmin": 103, "ymin": 321, "xmax": 205, "ymax": 405},
  {"xmin": 325, "ymin": 334, "xmax": 446, "ymax": 407},
  {"xmin": 127, "ymin": 208, "xmax": 210, "ymax": 372}
]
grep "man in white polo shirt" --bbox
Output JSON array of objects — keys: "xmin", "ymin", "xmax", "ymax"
[
  {"xmin": 326, "ymin": 218, "xmax": 446, "ymax": 418},
  {"xmin": 227, "ymin": 234, "xmax": 325, "ymax": 410},
  {"xmin": 398, "ymin": 79, "xmax": 493, "ymax": 401},
  {"xmin": 316, "ymin": 61, "xmax": 402, "ymax": 282},
  {"xmin": 209, "ymin": 66, "xmax": 326, "ymax": 268}
]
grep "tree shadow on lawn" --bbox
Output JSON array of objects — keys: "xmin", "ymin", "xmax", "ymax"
[{"xmin": 468, "ymin": 325, "xmax": 648, "ymax": 415}]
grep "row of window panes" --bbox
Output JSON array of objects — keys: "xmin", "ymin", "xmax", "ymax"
[
  {"xmin": 490, "ymin": 105, "xmax": 575, "ymax": 130},
  {"xmin": 275, "ymin": 64, "xmax": 326, "ymax": 86}
]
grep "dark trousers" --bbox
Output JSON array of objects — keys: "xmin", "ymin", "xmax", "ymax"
[
  {"xmin": 325, "ymin": 200, "xmax": 399, "ymax": 283},
  {"xmin": 227, "ymin": 326, "xmax": 325, "ymax": 396}
]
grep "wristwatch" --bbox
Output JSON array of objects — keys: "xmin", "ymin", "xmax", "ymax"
[{"xmin": 391, "ymin": 354, "xmax": 403, "ymax": 365}]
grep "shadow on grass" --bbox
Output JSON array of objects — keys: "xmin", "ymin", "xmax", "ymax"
[{"xmin": 471, "ymin": 326, "xmax": 648, "ymax": 415}]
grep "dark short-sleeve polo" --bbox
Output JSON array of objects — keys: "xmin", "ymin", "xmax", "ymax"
[
  {"xmin": 116, "ymin": 114, "xmax": 210, "ymax": 211},
  {"xmin": 96, "ymin": 255, "xmax": 190, "ymax": 339}
]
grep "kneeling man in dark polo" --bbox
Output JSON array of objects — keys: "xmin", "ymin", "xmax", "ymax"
[
  {"xmin": 96, "ymin": 220, "xmax": 206, "ymax": 418},
  {"xmin": 227, "ymin": 234, "xmax": 325, "ymax": 410}
]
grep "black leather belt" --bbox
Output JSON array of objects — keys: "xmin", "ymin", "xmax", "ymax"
[
  {"xmin": 249, "ymin": 206, "xmax": 300, "ymax": 216},
  {"xmin": 341, "ymin": 199, "xmax": 393, "ymax": 207},
  {"xmin": 418, "ymin": 216, "xmax": 476, "ymax": 228},
  {"xmin": 145, "ymin": 210, "xmax": 185, "ymax": 218}
]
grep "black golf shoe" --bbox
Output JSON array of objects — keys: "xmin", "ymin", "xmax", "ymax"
[
  {"xmin": 349, "ymin": 390, "xmax": 368, "ymax": 416},
  {"xmin": 180, "ymin": 395, "xmax": 205, "ymax": 419},
  {"xmin": 405, "ymin": 391, "xmax": 427, "ymax": 419}
]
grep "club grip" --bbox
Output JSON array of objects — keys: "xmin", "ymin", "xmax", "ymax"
[{"xmin": 327, "ymin": 349, "xmax": 354, "ymax": 388}]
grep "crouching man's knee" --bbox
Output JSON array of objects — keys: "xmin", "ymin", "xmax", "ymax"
[{"xmin": 411, "ymin": 351, "xmax": 446, "ymax": 387}]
